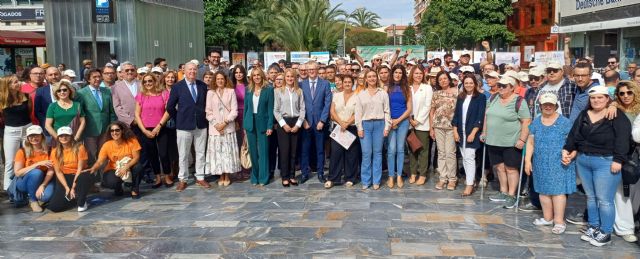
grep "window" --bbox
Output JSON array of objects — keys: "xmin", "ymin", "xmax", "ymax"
[
  {"xmin": 4, "ymin": 21, "xmax": 10, "ymax": 26},
  {"xmin": 21, "ymin": 21, "xmax": 27, "ymax": 25},
  {"xmin": 529, "ymin": 6, "xmax": 536, "ymax": 28},
  {"xmin": 0, "ymin": 0, "xmax": 14, "ymax": 5}
]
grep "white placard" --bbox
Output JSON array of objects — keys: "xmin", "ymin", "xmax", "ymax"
[
  {"xmin": 264, "ymin": 52, "xmax": 286, "ymax": 69},
  {"xmin": 290, "ymin": 51, "xmax": 310, "ymax": 63},
  {"xmin": 494, "ymin": 52, "xmax": 521, "ymax": 65},
  {"xmin": 330, "ymin": 125, "xmax": 356, "ymax": 150},
  {"xmin": 534, "ymin": 51, "xmax": 565, "ymax": 66}
]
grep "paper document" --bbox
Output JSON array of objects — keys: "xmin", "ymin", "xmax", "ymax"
[{"xmin": 330, "ymin": 125, "xmax": 356, "ymax": 149}]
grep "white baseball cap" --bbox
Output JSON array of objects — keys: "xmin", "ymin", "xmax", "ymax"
[
  {"xmin": 460, "ymin": 65, "xmax": 475, "ymax": 73},
  {"xmin": 485, "ymin": 71, "xmax": 500, "ymax": 78},
  {"xmin": 56, "ymin": 126, "xmax": 73, "ymax": 136},
  {"xmin": 539, "ymin": 92, "xmax": 558, "ymax": 105},
  {"xmin": 63, "ymin": 69, "xmax": 76, "ymax": 78},
  {"xmin": 137, "ymin": 67, "xmax": 149, "ymax": 74},
  {"xmin": 529, "ymin": 67, "xmax": 545, "ymax": 77},
  {"xmin": 518, "ymin": 71, "xmax": 529, "ymax": 82},
  {"xmin": 588, "ymin": 85, "xmax": 609, "ymax": 97},
  {"xmin": 151, "ymin": 67, "xmax": 163, "ymax": 74},
  {"xmin": 26, "ymin": 125, "xmax": 43, "ymax": 136},
  {"xmin": 449, "ymin": 73, "xmax": 460, "ymax": 82},
  {"xmin": 498, "ymin": 76, "xmax": 516, "ymax": 86}
]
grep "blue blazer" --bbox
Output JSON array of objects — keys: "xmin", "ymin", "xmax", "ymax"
[
  {"xmin": 166, "ymin": 79, "xmax": 208, "ymax": 130},
  {"xmin": 243, "ymin": 86, "xmax": 274, "ymax": 133},
  {"xmin": 300, "ymin": 78, "xmax": 332, "ymax": 127},
  {"xmin": 34, "ymin": 84, "xmax": 53, "ymax": 133},
  {"xmin": 451, "ymin": 93, "xmax": 486, "ymax": 149}
]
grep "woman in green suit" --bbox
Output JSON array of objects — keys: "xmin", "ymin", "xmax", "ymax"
[{"xmin": 243, "ymin": 68, "xmax": 274, "ymax": 185}]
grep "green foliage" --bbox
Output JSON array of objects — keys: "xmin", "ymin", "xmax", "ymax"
[
  {"xmin": 235, "ymin": 0, "xmax": 345, "ymax": 51},
  {"xmin": 349, "ymin": 7, "xmax": 381, "ymax": 28},
  {"xmin": 403, "ymin": 24, "xmax": 417, "ymax": 45},
  {"xmin": 420, "ymin": 0, "xmax": 515, "ymax": 50},
  {"xmin": 345, "ymin": 27, "xmax": 387, "ymax": 51},
  {"xmin": 203, "ymin": 0, "xmax": 261, "ymax": 51}
]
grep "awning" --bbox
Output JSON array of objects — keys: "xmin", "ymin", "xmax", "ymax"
[{"xmin": 0, "ymin": 30, "xmax": 45, "ymax": 46}]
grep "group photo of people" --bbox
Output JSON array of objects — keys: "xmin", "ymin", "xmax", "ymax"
[{"xmin": 2, "ymin": 38, "xmax": 640, "ymax": 248}]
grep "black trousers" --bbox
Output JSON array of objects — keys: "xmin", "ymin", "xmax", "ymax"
[
  {"xmin": 48, "ymin": 173, "xmax": 92, "ymax": 212},
  {"xmin": 102, "ymin": 163, "xmax": 143, "ymax": 192},
  {"xmin": 138, "ymin": 127, "xmax": 171, "ymax": 176},
  {"xmin": 276, "ymin": 118, "xmax": 300, "ymax": 180},
  {"xmin": 132, "ymin": 127, "xmax": 154, "ymax": 178},
  {"xmin": 328, "ymin": 125, "xmax": 360, "ymax": 183},
  {"xmin": 268, "ymin": 122, "xmax": 279, "ymax": 176}
]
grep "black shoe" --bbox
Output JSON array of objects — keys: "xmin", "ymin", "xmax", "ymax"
[
  {"xmin": 151, "ymin": 182, "xmax": 163, "ymax": 189},
  {"xmin": 282, "ymin": 180, "xmax": 290, "ymax": 187},
  {"xmin": 290, "ymin": 179, "xmax": 299, "ymax": 186},
  {"xmin": 114, "ymin": 185, "xmax": 124, "ymax": 196},
  {"xmin": 317, "ymin": 174, "xmax": 326, "ymax": 183},
  {"xmin": 589, "ymin": 229, "xmax": 611, "ymax": 247},
  {"xmin": 299, "ymin": 175, "xmax": 310, "ymax": 184}
]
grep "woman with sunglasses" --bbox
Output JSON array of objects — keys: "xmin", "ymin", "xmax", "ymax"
[
  {"xmin": 13, "ymin": 125, "xmax": 54, "ymax": 212},
  {"xmin": 159, "ymin": 71, "xmax": 178, "ymax": 183},
  {"xmin": 206, "ymin": 72, "xmax": 241, "ymax": 186},
  {"xmin": 481, "ymin": 76, "xmax": 531, "ymax": 208},
  {"xmin": 386, "ymin": 65, "xmax": 412, "ymax": 189},
  {"xmin": 564, "ymin": 85, "xmax": 631, "ymax": 246},
  {"xmin": 48, "ymin": 126, "xmax": 92, "ymax": 212},
  {"xmin": 274, "ymin": 69, "xmax": 305, "ymax": 187},
  {"xmin": 430, "ymin": 71, "xmax": 459, "ymax": 190},
  {"xmin": 45, "ymin": 80, "xmax": 86, "ymax": 141},
  {"xmin": 86, "ymin": 121, "xmax": 143, "ymax": 199},
  {"xmin": 134, "ymin": 74, "xmax": 172, "ymax": 188},
  {"xmin": 0, "ymin": 75, "xmax": 33, "ymax": 191},
  {"xmin": 613, "ymin": 80, "xmax": 640, "ymax": 243}
]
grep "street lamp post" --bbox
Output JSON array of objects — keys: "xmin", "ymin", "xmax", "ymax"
[{"xmin": 430, "ymin": 31, "xmax": 442, "ymax": 51}]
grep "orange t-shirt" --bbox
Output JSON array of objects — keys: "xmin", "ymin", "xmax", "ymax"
[
  {"xmin": 98, "ymin": 139, "xmax": 141, "ymax": 171},
  {"xmin": 14, "ymin": 148, "xmax": 49, "ymax": 172},
  {"xmin": 50, "ymin": 145, "xmax": 88, "ymax": 174}
]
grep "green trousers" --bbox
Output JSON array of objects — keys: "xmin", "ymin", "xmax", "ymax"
[
  {"xmin": 409, "ymin": 129, "xmax": 430, "ymax": 177},
  {"xmin": 247, "ymin": 129, "xmax": 270, "ymax": 185}
]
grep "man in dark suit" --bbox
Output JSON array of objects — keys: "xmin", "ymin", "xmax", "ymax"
[
  {"xmin": 35, "ymin": 66, "xmax": 60, "ymax": 136},
  {"xmin": 197, "ymin": 49, "xmax": 230, "ymax": 80},
  {"xmin": 299, "ymin": 61, "xmax": 332, "ymax": 183},
  {"xmin": 76, "ymin": 68, "xmax": 117, "ymax": 164},
  {"xmin": 166, "ymin": 61, "xmax": 210, "ymax": 191}
]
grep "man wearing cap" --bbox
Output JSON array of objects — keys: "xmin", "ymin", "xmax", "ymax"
[
  {"xmin": 80, "ymin": 59, "xmax": 92, "ymax": 82},
  {"xmin": 452, "ymin": 40, "xmax": 494, "ymax": 75},
  {"xmin": 534, "ymin": 62, "xmax": 577, "ymax": 118},
  {"xmin": 197, "ymin": 49, "xmax": 229, "ymax": 80},
  {"xmin": 136, "ymin": 67, "xmax": 148, "ymax": 81},
  {"xmin": 483, "ymin": 71, "xmax": 500, "ymax": 98},
  {"xmin": 76, "ymin": 68, "xmax": 117, "ymax": 163},
  {"xmin": 481, "ymin": 63, "xmax": 498, "ymax": 92},
  {"xmin": 151, "ymin": 67, "xmax": 164, "ymax": 79},
  {"xmin": 524, "ymin": 67, "xmax": 546, "ymax": 117}
]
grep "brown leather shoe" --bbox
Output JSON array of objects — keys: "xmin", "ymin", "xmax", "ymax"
[
  {"xmin": 409, "ymin": 174, "xmax": 416, "ymax": 184},
  {"xmin": 447, "ymin": 180, "xmax": 457, "ymax": 191},
  {"xmin": 176, "ymin": 181, "xmax": 187, "ymax": 192},
  {"xmin": 387, "ymin": 176, "xmax": 394, "ymax": 189},
  {"xmin": 397, "ymin": 176, "xmax": 404, "ymax": 188},
  {"xmin": 196, "ymin": 179, "xmax": 211, "ymax": 189},
  {"xmin": 416, "ymin": 176, "xmax": 427, "ymax": 185},
  {"xmin": 435, "ymin": 180, "xmax": 446, "ymax": 190}
]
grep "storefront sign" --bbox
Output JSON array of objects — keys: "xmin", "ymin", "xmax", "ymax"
[
  {"xmin": 559, "ymin": 0, "xmax": 635, "ymax": 17},
  {"xmin": 559, "ymin": 16, "xmax": 640, "ymax": 33},
  {"xmin": 0, "ymin": 8, "xmax": 44, "ymax": 21},
  {"xmin": 92, "ymin": 0, "xmax": 116, "ymax": 23}
]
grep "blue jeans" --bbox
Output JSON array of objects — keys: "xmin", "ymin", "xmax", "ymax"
[
  {"xmin": 301, "ymin": 126, "xmax": 326, "ymax": 177},
  {"xmin": 360, "ymin": 120, "xmax": 384, "ymax": 186},
  {"xmin": 15, "ymin": 168, "xmax": 54, "ymax": 202},
  {"xmin": 387, "ymin": 119, "xmax": 409, "ymax": 177},
  {"xmin": 576, "ymin": 153, "xmax": 621, "ymax": 234}
]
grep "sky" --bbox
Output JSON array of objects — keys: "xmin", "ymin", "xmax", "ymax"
[{"xmin": 329, "ymin": 0, "xmax": 414, "ymax": 27}]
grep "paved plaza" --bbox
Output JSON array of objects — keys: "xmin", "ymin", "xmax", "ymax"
[{"xmin": 0, "ymin": 174, "xmax": 639, "ymax": 258}]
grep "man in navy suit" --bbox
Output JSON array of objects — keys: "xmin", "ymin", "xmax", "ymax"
[
  {"xmin": 35, "ymin": 67, "xmax": 60, "ymax": 138},
  {"xmin": 166, "ymin": 61, "xmax": 211, "ymax": 191},
  {"xmin": 300, "ymin": 61, "xmax": 332, "ymax": 183}
]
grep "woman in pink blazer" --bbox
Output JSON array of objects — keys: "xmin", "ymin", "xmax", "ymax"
[{"xmin": 205, "ymin": 71, "xmax": 241, "ymax": 186}]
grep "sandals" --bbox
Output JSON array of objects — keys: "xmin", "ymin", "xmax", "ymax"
[
  {"xmin": 462, "ymin": 185, "xmax": 475, "ymax": 196},
  {"xmin": 552, "ymin": 224, "xmax": 566, "ymax": 234},
  {"xmin": 282, "ymin": 180, "xmax": 290, "ymax": 187}
]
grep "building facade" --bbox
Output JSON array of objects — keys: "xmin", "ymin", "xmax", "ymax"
[
  {"xmin": 44, "ymin": 0, "xmax": 204, "ymax": 74},
  {"xmin": 0, "ymin": 0, "xmax": 46, "ymax": 76},
  {"xmin": 507, "ymin": 0, "xmax": 558, "ymax": 67},
  {"xmin": 413, "ymin": 0, "xmax": 430, "ymax": 28},
  {"xmin": 559, "ymin": 0, "xmax": 640, "ymax": 69}
]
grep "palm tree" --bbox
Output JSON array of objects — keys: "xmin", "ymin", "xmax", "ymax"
[{"xmin": 349, "ymin": 7, "xmax": 381, "ymax": 28}]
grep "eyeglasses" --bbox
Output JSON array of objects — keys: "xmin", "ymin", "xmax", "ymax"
[
  {"xmin": 143, "ymin": 80, "xmax": 154, "ymax": 84},
  {"xmin": 109, "ymin": 128, "xmax": 122, "ymax": 133},
  {"xmin": 618, "ymin": 91, "xmax": 634, "ymax": 97},
  {"xmin": 528, "ymin": 76, "xmax": 541, "ymax": 82},
  {"xmin": 56, "ymin": 88, "xmax": 69, "ymax": 93},
  {"xmin": 58, "ymin": 135, "xmax": 71, "ymax": 138},
  {"xmin": 497, "ymin": 83, "xmax": 509, "ymax": 89},
  {"xmin": 374, "ymin": 59, "xmax": 382, "ymax": 62},
  {"xmin": 124, "ymin": 69, "xmax": 136, "ymax": 73},
  {"xmin": 546, "ymin": 68, "xmax": 560, "ymax": 74},
  {"xmin": 351, "ymin": 68, "xmax": 361, "ymax": 72}
]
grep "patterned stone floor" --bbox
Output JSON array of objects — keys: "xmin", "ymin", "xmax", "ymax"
[{"xmin": 0, "ymin": 173, "xmax": 639, "ymax": 258}]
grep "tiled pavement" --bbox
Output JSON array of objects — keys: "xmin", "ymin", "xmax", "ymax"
[{"xmin": 0, "ymin": 173, "xmax": 639, "ymax": 258}]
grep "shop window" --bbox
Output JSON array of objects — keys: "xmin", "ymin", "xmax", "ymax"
[
  {"xmin": 0, "ymin": 0, "xmax": 13, "ymax": 5},
  {"xmin": 4, "ymin": 22, "xmax": 10, "ymax": 26}
]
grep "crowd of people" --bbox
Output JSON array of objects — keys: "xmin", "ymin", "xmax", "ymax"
[{"xmin": 2, "ymin": 39, "xmax": 640, "ymax": 247}]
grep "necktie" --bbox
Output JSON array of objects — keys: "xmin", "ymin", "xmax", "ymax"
[
  {"xmin": 93, "ymin": 89, "xmax": 103, "ymax": 110},
  {"xmin": 189, "ymin": 83, "xmax": 197, "ymax": 102},
  {"xmin": 311, "ymin": 81, "xmax": 316, "ymax": 100}
]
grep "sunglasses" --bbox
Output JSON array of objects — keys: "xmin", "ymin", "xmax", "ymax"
[
  {"xmin": 351, "ymin": 68, "xmax": 361, "ymax": 72},
  {"xmin": 374, "ymin": 59, "xmax": 382, "ymax": 62},
  {"xmin": 546, "ymin": 68, "xmax": 560, "ymax": 74},
  {"xmin": 143, "ymin": 80, "xmax": 154, "ymax": 84},
  {"xmin": 618, "ymin": 91, "xmax": 634, "ymax": 97},
  {"xmin": 608, "ymin": 62, "xmax": 616, "ymax": 64},
  {"xmin": 528, "ymin": 76, "xmax": 541, "ymax": 82},
  {"xmin": 110, "ymin": 128, "xmax": 122, "ymax": 133},
  {"xmin": 497, "ymin": 83, "xmax": 509, "ymax": 89},
  {"xmin": 57, "ymin": 88, "xmax": 69, "ymax": 93},
  {"xmin": 124, "ymin": 69, "xmax": 136, "ymax": 73}
]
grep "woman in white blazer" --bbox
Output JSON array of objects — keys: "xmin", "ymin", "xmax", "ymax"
[{"xmin": 408, "ymin": 65, "xmax": 433, "ymax": 185}]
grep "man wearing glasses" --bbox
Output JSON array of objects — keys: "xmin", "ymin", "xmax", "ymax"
[
  {"xmin": 607, "ymin": 57, "xmax": 620, "ymax": 72},
  {"xmin": 197, "ymin": 50, "xmax": 229, "ymax": 80},
  {"xmin": 533, "ymin": 62, "xmax": 577, "ymax": 118}
]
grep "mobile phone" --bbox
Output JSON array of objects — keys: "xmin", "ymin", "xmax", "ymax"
[{"xmin": 65, "ymin": 194, "xmax": 71, "ymax": 201}]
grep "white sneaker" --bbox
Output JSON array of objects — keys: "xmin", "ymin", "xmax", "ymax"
[
  {"xmin": 533, "ymin": 218, "xmax": 553, "ymax": 226},
  {"xmin": 77, "ymin": 202, "xmax": 89, "ymax": 212},
  {"xmin": 618, "ymin": 233, "xmax": 638, "ymax": 243}
]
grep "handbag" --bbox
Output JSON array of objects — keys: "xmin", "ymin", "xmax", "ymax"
[
  {"xmin": 115, "ymin": 157, "xmax": 133, "ymax": 183},
  {"xmin": 240, "ymin": 135, "xmax": 252, "ymax": 169},
  {"xmin": 622, "ymin": 146, "xmax": 640, "ymax": 187},
  {"xmin": 406, "ymin": 129, "xmax": 423, "ymax": 153}
]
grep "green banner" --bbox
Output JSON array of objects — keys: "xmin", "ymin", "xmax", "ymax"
[{"xmin": 356, "ymin": 45, "xmax": 425, "ymax": 62}]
